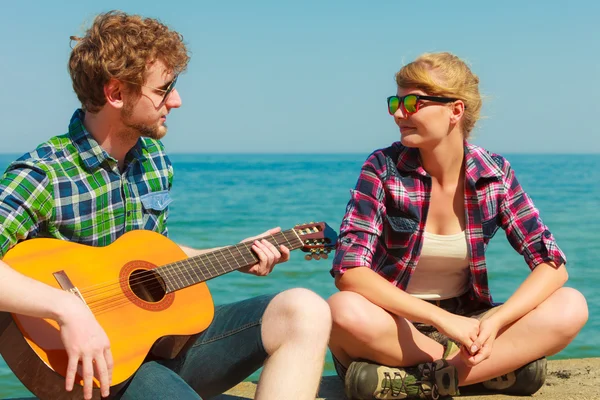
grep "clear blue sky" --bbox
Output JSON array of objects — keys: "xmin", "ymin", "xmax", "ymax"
[{"xmin": 2, "ymin": 0, "xmax": 598, "ymax": 154}]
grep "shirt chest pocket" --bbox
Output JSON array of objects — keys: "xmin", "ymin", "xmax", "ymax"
[
  {"xmin": 383, "ymin": 213, "xmax": 418, "ymax": 250},
  {"xmin": 479, "ymin": 198, "xmax": 501, "ymax": 241},
  {"xmin": 140, "ymin": 190, "xmax": 172, "ymax": 230},
  {"xmin": 473, "ymin": 184, "xmax": 502, "ymax": 241}
]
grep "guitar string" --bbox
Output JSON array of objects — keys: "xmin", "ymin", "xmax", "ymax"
[
  {"xmin": 86, "ymin": 239, "xmax": 275, "ymax": 313},
  {"xmin": 83, "ymin": 241, "xmax": 265, "ymax": 308},
  {"xmin": 90, "ymin": 239, "xmax": 330, "ymax": 316},
  {"xmin": 86, "ymin": 233, "xmax": 333, "ymax": 314},
  {"xmin": 84, "ymin": 230, "xmax": 328, "ymax": 313},
  {"xmin": 87, "ymin": 234, "xmax": 299, "ymax": 314},
  {"xmin": 80, "ymin": 231, "xmax": 294, "ymax": 297},
  {"xmin": 82, "ymin": 232, "xmax": 306, "ymax": 312},
  {"xmin": 82, "ymin": 232, "xmax": 291, "ymax": 301},
  {"xmin": 83, "ymin": 241, "xmax": 258, "ymax": 298},
  {"xmin": 86, "ymin": 244, "xmax": 261, "ymax": 310}
]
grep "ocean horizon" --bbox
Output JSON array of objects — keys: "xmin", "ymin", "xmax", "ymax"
[{"xmin": 0, "ymin": 152, "xmax": 598, "ymax": 398}]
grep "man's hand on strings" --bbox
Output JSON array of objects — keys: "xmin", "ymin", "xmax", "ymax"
[{"xmin": 238, "ymin": 227, "xmax": 290, "ymax": 276}]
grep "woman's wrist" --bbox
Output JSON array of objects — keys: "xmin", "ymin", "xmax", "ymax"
[
  {"xmin": 429, "ymin": 306, "xmax": 452, "ymax": 329},
  {"xmin": 484, "ymin": 306, "xmax": 510, "ymax": 330}
]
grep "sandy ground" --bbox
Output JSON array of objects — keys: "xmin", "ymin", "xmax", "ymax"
[
  {"xmin": 216, "ymin": 358, "xmax": 600, "ymax": 400},
  {"xmin": 6, "ymin": 358, "xmax": 598, "ymax": 399}
]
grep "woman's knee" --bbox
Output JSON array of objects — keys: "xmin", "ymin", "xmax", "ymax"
[
  {"xmin": 555, "ymin": 287, "xmax": 588, "ymax": 335},
  {"xmin": 327, "ymin": 291, "xmax": 386, "ymax": 344},
  {"xmin": 540, "ymin": 287, "xmax": 588, "ymax": 338}
]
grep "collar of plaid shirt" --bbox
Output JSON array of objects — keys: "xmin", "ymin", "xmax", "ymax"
[
  {"xmin": 393, "ymin": 142, "xmax": 505, "ymax": 183},
  {"xmin": 0, "ymin": 109, "xmax": 173, "ymax": 255},
  {"xmin": 69, "ymin": 109, "xmax": 145, "ymax": 172}
]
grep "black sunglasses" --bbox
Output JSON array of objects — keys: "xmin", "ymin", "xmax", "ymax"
[{"xmin": 123, "ymin": 75, "xmax": 179, "ymax": 105}]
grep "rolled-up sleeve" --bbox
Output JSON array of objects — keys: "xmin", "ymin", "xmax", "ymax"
[
  {"xmin": 498, "ymin": 162, "xmax": 566, "ymax": 270},
  {"xmin": 331, "ymin": 161, "xmax": 386, "ymax": 277},
  {"xmin": 0, "ymin": 164, "xmax": 54, "ymax": 258}
]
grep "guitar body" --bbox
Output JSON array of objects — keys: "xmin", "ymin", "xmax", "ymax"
[
  {"xmin": 0, "ymin": 222, "xmax": 337, "ymax": 399},
  {"xmin": 0, "ymin": 230, "xmax": 214, "ymax": 399}
]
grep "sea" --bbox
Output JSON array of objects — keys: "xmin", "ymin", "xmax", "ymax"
[{"xmin": 0, "ymin": 152, "xmax": 598, "ymax": 398}]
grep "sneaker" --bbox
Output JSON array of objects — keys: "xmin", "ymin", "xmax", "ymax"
[
  {"xmin": 344, "ymin": 359, "xmax": 459, "ymax": 400},
  {"xmin": 461, "ymin": 357, "xmax": 547, "ymax": 396}
]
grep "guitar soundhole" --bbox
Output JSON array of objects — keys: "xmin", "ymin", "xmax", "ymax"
[{"xmin": 129, "ymin": 269, "xmax": 167, "ymax": 303}]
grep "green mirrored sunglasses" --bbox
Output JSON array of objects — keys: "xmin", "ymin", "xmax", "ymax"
[{"xmin": 387, "ymin": 94, "xmax": 459, "ymax": 115}]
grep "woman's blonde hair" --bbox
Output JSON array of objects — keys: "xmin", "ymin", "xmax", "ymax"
[
  {"xmin": 395, "ymin": 52, "xmax": 482, "ymax": 137},
  {"xmin": 68, "ymin": 11, "xmax": 190, "ymax": 113}
]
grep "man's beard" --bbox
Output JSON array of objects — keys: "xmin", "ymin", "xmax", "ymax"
[{"xmin": 121, "ymin": 101, "xmax": 167, "ymax": 140}]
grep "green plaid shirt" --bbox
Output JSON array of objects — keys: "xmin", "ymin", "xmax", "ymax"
[{"xmin": 0, "ymin": 109, "xmax": 174, "ymax": 257}]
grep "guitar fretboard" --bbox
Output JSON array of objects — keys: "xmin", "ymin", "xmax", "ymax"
[{"xmin": 157, "ymin": 229, "xmax": 303, "ymax": 292}]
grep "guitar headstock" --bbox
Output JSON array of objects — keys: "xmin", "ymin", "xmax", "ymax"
[{"xmin": 294, "ymin": 222, "xmax": 338, "ymax": 261}]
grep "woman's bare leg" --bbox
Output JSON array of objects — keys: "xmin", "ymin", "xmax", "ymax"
[
  {"xmin": 328, "ymin": 291, "xmax": 445, "ymax": 368},
  {"xmin": 328, "ymin": 287, "xmax": 588, "ymax": 386},
  {"xmin": 451, "ymin": 287, "xmax": 588, "ymax": 385}
]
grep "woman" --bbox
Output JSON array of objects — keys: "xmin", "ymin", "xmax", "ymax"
[{"xmin": 328, "ymin": 52, "xmax": 588, "ymax": 400}]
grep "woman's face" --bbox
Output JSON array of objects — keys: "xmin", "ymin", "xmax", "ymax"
[{"xmin": 392, "ymin": 87, "xmax": 460, "ymax": 149}]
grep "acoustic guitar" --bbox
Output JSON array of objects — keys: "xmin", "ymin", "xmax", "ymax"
[{"xmin": 0, "ymin": 222, "xmax": 337, "ymax": 399}]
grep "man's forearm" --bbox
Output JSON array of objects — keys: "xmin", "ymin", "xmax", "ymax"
[{"xmin": 0, "ymin": 260, "xmax": 79, "ymax": 323}]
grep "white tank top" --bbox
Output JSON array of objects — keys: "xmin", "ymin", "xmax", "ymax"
[{"xmin": 405, "ymin": 231, "xmax": 470, "ymax": 300}]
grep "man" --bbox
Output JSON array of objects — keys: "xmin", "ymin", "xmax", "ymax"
[{"xmin": 0, "ymin": 11, "xmax": 331, "ymax": 400}]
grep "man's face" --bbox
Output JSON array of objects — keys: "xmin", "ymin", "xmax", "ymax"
[{"xmin": 121, "ymin": 60, "xmax": 182, "ymax": 140}]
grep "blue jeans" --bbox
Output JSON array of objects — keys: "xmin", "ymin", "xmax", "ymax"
[{"xmin": 119, "ymin": 293, "xmax": 277, "ymax": 399}]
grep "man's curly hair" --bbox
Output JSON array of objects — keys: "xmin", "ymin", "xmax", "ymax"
[{"xmin": 68, "ymin": 11, "xmax": 190, "ymax": 113}]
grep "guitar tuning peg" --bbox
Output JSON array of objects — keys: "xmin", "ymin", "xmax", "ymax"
[
  {"xmin": 321, "ymin": 253, "xmax": 328, "ymax": 259},
  {"xmin": 305, "ymin": 254, "xmax": 313, "ymax": 261},
  {"xmin": 313, "ymin": 253, "xmax": 321, "ymax": 260}
]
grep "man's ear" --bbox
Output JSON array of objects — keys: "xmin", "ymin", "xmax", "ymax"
[{"xmin": 104, "ymin": 78, "xmax": 125, "ymax": 109}]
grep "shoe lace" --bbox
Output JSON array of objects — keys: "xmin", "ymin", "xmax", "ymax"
[
  {"xmin": 379, "ymin": 369, "xmax": 440, "ymax": 400},
  {"xmin": 417, "ymin": 363, "xmax": 440, "ymax": 400},
  {"xmin": 380, "ymin": 371, "xmax": 407, "ymax": 398}
]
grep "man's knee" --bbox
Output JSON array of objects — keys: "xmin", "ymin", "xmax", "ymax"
[{"xmin": 263, "ymin": 288, "xmax": 331, "ymax": 344}]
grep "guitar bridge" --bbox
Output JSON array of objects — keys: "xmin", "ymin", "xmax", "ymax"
[{"xmin": 53, "ymin": 270, "xmax": 89, "ymax": 308}]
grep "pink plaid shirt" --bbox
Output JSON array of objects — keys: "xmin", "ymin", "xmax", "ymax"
[{"xmin": 331, "ymin": 142, "xmax": 566, "ymax": 305}]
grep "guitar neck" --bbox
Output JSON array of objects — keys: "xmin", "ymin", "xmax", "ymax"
[{"xmin": 157, "ymin": 229, "xmax": 303, "ymax": 292}]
